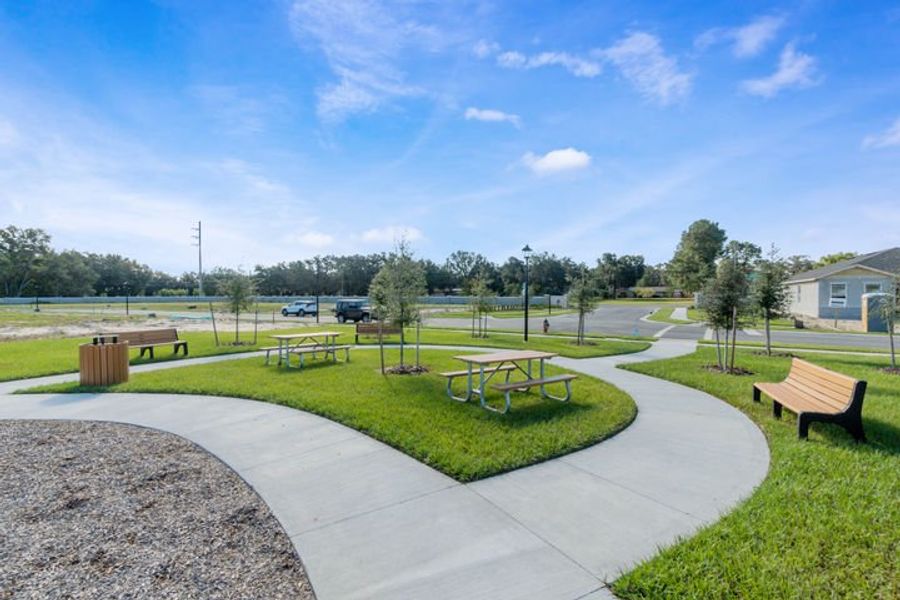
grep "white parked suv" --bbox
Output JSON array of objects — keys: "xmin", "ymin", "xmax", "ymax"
[{"xmin": 281, "ymin": 300, "xmax": 318, "ymax": 317}]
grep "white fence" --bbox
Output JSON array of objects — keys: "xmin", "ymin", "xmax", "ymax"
[{"xmin": 0, "ymin": 294, "xmax": 568, "ymax": 308}]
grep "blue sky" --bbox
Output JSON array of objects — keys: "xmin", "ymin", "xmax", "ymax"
[{"xmin": 1, "ymin": 1, "xmax": 899, "ymax": 274}]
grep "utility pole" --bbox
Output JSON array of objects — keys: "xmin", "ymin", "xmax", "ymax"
[{"xmin": 192, "ymin": 221, "xmax": 203, "ymax": 296}]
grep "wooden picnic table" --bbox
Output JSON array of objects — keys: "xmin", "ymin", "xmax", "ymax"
[
  {"xmin": 445, "ymin": 350, "xmax": 576, "ymax": 414},
  {"xmin": 269, "ymin": 331, "xmax": 347, "ymax": 368}
]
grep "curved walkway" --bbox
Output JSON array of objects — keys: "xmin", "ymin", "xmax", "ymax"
[{"xmin": 0, "ymin": 340, "xmax": 768, "ymax": 600}]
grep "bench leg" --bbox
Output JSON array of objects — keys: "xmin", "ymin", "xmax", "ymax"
[
  {"xmin": 541, "ymin": 380, "xmax": 572, "ymax": 403},
  {"xmin": 345, "ymin": 347, "xmax": 350, "ymax": 362},
  {"xmin": 846, "ymin": 417, "xmax": 866, "ymax": 443},
  {"xmin": 445, "ymin": 377, "xmax": 471, "ymax": 402},
  {"xmin": 149, "ymin": 347, "xmax": 154, "ymax": 359},
  {"xmin": 798, "ymin": 412, "xmax": 812, "ymax": 439},
  {"xmin": 481, "ymin": 390, "xmax": 511, "ymax": 414},
  {"xmin": 753, "ymin": 385, "xmax": 761, "ymax": 403},
  {"xmin": 773, "ymin": 401, "xmax": 782, "ymax": 419}
]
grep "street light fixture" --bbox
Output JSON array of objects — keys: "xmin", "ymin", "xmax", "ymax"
[{"xmin": 522, "ymin": 244, "xmax": 533, "ymax": 341}]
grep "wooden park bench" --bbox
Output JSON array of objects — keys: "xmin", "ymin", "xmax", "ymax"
[
  {"xmin": 108, "ymin": 328, "xmax": 188, "ymax": 359},
  {"xmin": 355, "ymin": 322, "xmax": 403, "ymax": 343},
  {"xmin": 753, "ymin": 358, "xmax": 867, "ymax": 441}
]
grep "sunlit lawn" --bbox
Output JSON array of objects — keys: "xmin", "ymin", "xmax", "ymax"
[{"xmin": 614, "ymin": 348, "xmax": 899, "ymax": 599}]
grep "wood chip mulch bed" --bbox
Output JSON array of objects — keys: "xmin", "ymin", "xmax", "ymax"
[{"xmin": 0, "ymin": 420, "xmax": 315, "ymax": 599}]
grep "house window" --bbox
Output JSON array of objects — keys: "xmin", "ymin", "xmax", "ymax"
[
  {"xmin": 829, "ymin": 282, "xmax": 847, "ymax": 307},
  {"xmin": 864, "ymin": 281, "xmax": 883, "ymax": 294}
]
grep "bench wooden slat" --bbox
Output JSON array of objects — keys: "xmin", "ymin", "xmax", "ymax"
[
  {"xmin": 791, "ymin": 360, "xmax": 857, "ymax": 386},
  {"xmin": 787, "ymin": 370, "xmax": 855, "ymax": 399},
  {"xmin": 440, "ymin": 365, "xmax": 516, "ymax": 378},
  {"xmin": 492, "ymin": 374, "xmax": 577, "ymax": 392},
  {"xmin": 782, "ymin": 380, "xmax": 850, "ymax": 412}
]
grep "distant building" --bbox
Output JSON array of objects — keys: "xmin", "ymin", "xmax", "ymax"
[{"xmin": 786, "ymin": 248, "xmax": 899, "ymax": 330}]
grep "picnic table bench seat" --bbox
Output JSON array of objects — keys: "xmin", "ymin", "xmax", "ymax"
[
  {"xmin": 753, "ymin": 358, "xmax": 867, "ymax": 441},
  {"xmin": 105, "ymin": 328, "xmax": 187, "ymax": 359},
  {"xmin": 289, "ymin": 344, "xmax": 351, "ymax": 365}
]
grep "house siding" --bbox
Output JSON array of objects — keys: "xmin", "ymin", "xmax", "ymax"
[
  {"xmin": 789, "ymin": 281, "xmax": 819, "ymax": 318},
  {"xmin": 816, "ymin": 274, "xmax": 892, "ymax": 320}
]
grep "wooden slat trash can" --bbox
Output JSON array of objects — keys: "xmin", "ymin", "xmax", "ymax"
[{"xmin": 79, "ymin": 335, "xmax": 129, "ymax": 386}]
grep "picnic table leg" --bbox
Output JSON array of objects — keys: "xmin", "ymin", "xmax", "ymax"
[
  {"xmin": 466, "ymin": 363, "xmax": 473, "ymax": 401},
  {"xmin": 540, "ymin": 358, "xmax": 547, "ymax": 398},
  {"xmin": 478, "ymin": 364, "xmax": 487, "ymax": 409}
]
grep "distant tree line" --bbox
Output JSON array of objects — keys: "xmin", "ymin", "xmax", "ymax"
[
  {"xmin": 0, "ymin": 225, "xmax": 663, "ymax": 298},
  {"xmin": 0, "ymin": 223, "xmax": 856, "ymax": 300}
]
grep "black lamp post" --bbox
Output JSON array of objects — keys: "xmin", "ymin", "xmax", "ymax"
[
  {"xmin": 522, "ymin": 244, "xmax": 532, "ymax": 341},
  {"xmin": 123, "ymin": 281, "xmax": 130, "ymax": 316}
]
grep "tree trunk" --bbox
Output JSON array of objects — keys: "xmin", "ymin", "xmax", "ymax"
[
  {"xmin": 399, "ymin": 327, "xmax": 405, "ymax": 367},
  {"xmin": 471, "ymin": 309, "xmax": 476, "ymax": 337},
  {"xmin": 378, "ymin": 320, "xmax": 385, "ymax": 375},
  {"xmin": 415, "ymin": 321, "xmax": 420, "ymax": 369},
  {"xmin": 235, "ymin": 310, "xmax": 240, "ymax": 344},
  {"xmin": 730, "ymin": 305, "xmax": 738, "ymax": 372},
  {"xmin": 889, "ymin": 325, "xmax": 896, "ymax": 369},
  {"xmin": 714, "ymin": 327, "xmax": 722, "ymax": 369},
  {"xmin": 764, "ymin": 311, "xmax": 771, "ymax": 356}
]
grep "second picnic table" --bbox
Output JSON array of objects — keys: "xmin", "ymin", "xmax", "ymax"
[
  {"xmin": 267, "ymin": 331, "xmax": 349, "ymax": 368},
  {"xmin": 442, "ymin": 350, "xmax": 577, "ymax": 414}
]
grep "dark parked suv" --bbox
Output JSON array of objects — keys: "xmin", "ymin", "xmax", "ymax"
[{"xmin": 333, "ymin": 299, "xmax": 372, "ymax": 323}]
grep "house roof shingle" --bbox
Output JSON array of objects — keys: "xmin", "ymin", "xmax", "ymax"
[{"xmin": 787, "ymin": 247, "xmax": 900, "ymax": 283}]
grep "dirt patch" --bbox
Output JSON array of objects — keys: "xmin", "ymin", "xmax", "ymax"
[
  {"xmin": 385, "ymin": 364, "xmax": 430, "ymax": 375},
  {"xmin": 880, "ymin": 367, "xmax": 900, "ymax": 376},
  {"xmin": 703, "ymin": 365, "xmax": 755, "ymax": 376},
  {"xmin": 0, "ymin": 420, "xmax": 314, "ymax": 599},
  {"xmin": 750, "ymin": 350, "xmax": 798, "ymax": 359}
]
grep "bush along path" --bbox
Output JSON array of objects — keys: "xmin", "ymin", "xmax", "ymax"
[{"xmin": 0, "ymin": 340, "xmax": 769, "ymax": 600}]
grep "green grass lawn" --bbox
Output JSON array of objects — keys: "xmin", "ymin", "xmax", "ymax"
[
  {"xmin": 645, "ymin": 307, "xmax": 694, "ymax": 325},
  {"xmin": 25, "ymin": 348, "xmax": 636, "ymax": 482},
  {"xmin": 698, "ymin": 339, "xmax": 896, "ymax": 355},
  {"xmin": 613, "ymin": 347, "xmax": 899, "ymax": 599},
  {"xmin": 0, "ymin": 326, "xmax": 357, "ymax": 382},
  {"xmin": 356, "ymin": 328, "xmax": 651, "ymax": 358},
  {"xmin": 0, "ymin": 325, "xmax": 650, "ymax": 382}
]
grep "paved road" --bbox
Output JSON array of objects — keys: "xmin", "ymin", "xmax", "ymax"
[
  {"xmin": 0, "ymin": 341, "xmax": 769, "ymax": 600},
  {"xmin": 426, "ymin": 304, "xmax": 896, "ymax": 350}
]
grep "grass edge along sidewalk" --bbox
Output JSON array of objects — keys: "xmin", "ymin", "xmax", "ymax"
[
  {"xmin": 612, "ymin": 347, "xmax": 899, "ymax": 599},
  {"xmin": 0, "ymin": 327, "xmax": 651, "ymax": 382},
  {"xmin": 22, "ymin": 349, "xmax": 636, "ymax": 483}
]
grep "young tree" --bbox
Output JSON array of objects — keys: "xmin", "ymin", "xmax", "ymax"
[
  {"xmin": 368, "ymin": 241, "xmax": 427, "ymax": 370},
  {"xmin": 568, "ymin": 269, "xmax": 599, "ymax": 345},
  {"xmin": 878, "ymin": 289, "xmax": 897, "ymax": 369},
  {"xmin": 701, "ymin": 258, "xmax": 752, "ymax": 372},
  {"xmin": 668, "ymin": 219, "xmax": 727, "ymax": 294},
  {"xmin": 469, "ymin": 276, "xmax": 492, "ymax": 338},
  {"xmin": 751, "ymin": 247, "xmax": 791, "ymax": 356},
  {"xmin": 222, "ymin": 273, "xmax": 256, "ymax": 344}
]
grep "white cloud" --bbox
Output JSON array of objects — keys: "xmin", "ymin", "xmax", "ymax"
[
  {"xmin": 862, "ymin": 117, "xmax": 900, "ymax": 149},
  {"xmin": 600, "ymin": 32, "xmax": 692, "ymax": 105},
  {"xmin": 497, "ymin": 50, "xmax": 601, "ymax": 78},
  {"xmin": 741, "ymin": 43, "xmax": 819, "ymax": 98},
  {"xmin": 464, "ymin": 107, "xmax": 521, "ymax": 127},
  {"xmin": 190, "ymin": 84, "xmax": 284, "ymax": 134},
  {"xmin": 696, "ymin": 15, "xmax": 785, "ymax": 58},
  {"xmin": 360, "ymin": 225, "xmax": 424, "ymax": 243},
  {"xmin": 289, "ymin": 0, "xmax": 440, "ymax": 122},
  {"xmin": 473, "ymin": 39, "xmax": 499, "ymax": 58},
  {"xmin": 522, "ymin": 147, "xmax": 591, "ymax": 175}
]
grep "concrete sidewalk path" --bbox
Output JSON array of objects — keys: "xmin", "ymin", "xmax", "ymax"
[{"xmin": 0, "ymin": 340, "xmax": 768, "ymax": 600}]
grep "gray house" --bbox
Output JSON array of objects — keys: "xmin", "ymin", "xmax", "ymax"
[{"xmin": 787, "ymin": 247, "xmax": 899, "ymax": 329}]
